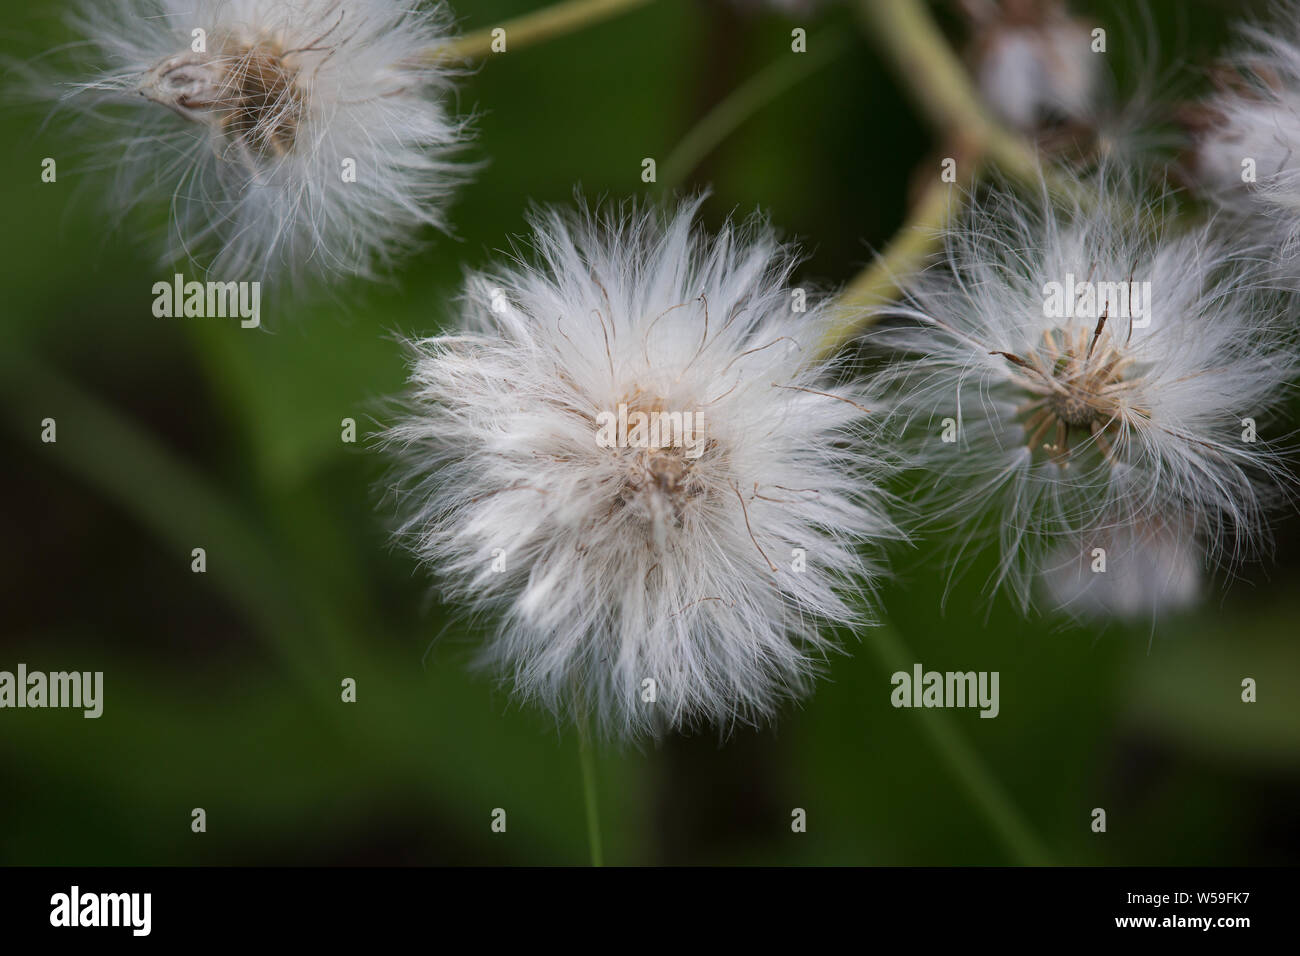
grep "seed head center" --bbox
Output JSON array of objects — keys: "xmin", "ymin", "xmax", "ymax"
[
  {"xmin": 999, "ymin": 322, "xmax": 1135, "ymax": 465},
  {"xmin": 141, "ymin": 39, "xmax": 305, "ymax": 160}
]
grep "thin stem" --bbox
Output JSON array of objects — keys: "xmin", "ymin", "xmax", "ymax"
[
  {"xmin": 818, "ymin": 151, "xmax": 982, "ymax": 355},
  {"xmin": 660, "ymin": 31, "xmax": 852, "ymax": 192},
  {"xmin": 576, "ymin": 710, "xmax": 605, "ymax": 867},
  {"xmin": 865, "ymin": 621, "xmax": 1052, "ymax": 866},
  {"xmin": 855, "ymin": 0, "xmax": 1040, "ymax": 184},
  {"xmin": 432, "ymin": 0, "xmax": 655, "ymax": 61},
  {"xmin": 821, "ymin": 0, "xmax": 1095, "ymax": 352},
  {"xmin": 814, "ymin": 0, "xmax": 1000, "ymax": 354}
]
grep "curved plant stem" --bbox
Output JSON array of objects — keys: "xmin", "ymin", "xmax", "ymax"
[
  {"xmin": 660, "ymin": 31, "xmax": 852, "ymax": 192},
  {"xmin": 433, "ymin": 0, "xmax": 655, "ymax": 61},
  {"xmin": 576, "ymin": 710, "xmax": 605, "ymax": 866},
  {"xmin": 856, "ymin": 0, "xmax": 1039, "ymax": 184},
  {"xmin": 866, "ymin": 621, "xmax": 1052, "ymax": 865},
  {"xmin": 818, "ymin": 151, "xmax": 982, "ymax": 355},
  {"xmin": 820, "ymin": 0, "xmax": 1089, "ymax": 351}
]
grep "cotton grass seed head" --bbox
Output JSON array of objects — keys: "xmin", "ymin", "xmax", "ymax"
[
  {"xmin": 873, "ymin": 172, "xmax": 1296, "ymax": 609},
  {"xmin": 54, "ymin": 0, "xmax": 470, "ymax": 282},
  {"xmin": 384, "ymin": 197, "xmax": 899, "ymax": 740}
]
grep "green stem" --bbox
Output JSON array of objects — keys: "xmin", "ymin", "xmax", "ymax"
[
  {"xmin": 660, "ymin": 30, "xmax": 851, "ymax": 192},
  {"xmin": 822, "ymin": 0, "xmax": 1093, "ymax": 352},
  {"xmin": 856, "ymin": 0, "xmax": 1040, "ymax": 184},
  {"xmin": 577, "ymin": 710, "xmax": 604, "ymax": 867},
  {"xmin": 866, "ymin": 621, "xmax": 1052, "ymax": 866},
  {"xmin": 433, "ymin": 0, "xmax": 656, "ymax": 61},
  {"xmin": 818, "ymin": 153, "xmax": 981, "ymax": 355}
]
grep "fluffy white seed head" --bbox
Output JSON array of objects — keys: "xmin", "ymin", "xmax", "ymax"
[
  {"xmin": 873, "ymin": 173, "xmax": 1296, "ymax": 609},
  {"xmin": 1183, "ymin": 2, "xmax": 1300, "ymax": 255},
  {"xmin": 53, "ymin": 0, "xmax": 469, "ymax": 283},
  {"xmin": 966, "ymin": 0, "xmax": 1100, "ymax": 132},
  {"xmin": 385, "ymin": 197, "xmax": 898, "ymax": 739}
]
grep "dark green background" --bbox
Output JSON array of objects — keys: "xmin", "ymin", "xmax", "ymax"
[{"xmin": 2, "ymin": 0, "xmax": 1296, "ymax": 865}]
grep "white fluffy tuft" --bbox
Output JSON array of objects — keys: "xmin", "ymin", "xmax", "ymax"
[
  {"xmin": 871, "ymin": 172, "xmax": 1297, "ymax": 609},
  {"xmin": 1039, "ymin": 516, "xmax": 1202, "ymax": 621},
  {"xmin": 971, "ymin": 3, "xmax": 1099, "ymax": 132},
  {"xmin": 1185, "ymin": 0, "xmax": 1300, "ymax": 258},
  {"xmin": 53, "ymin": 0, "xmax": 470, "ymax": 283},
  {"xmin": 384, "ymin": 197, "xmax": 899, "ymax": 739}
]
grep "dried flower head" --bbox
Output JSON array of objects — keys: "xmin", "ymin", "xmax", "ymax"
[
  {"xmin": 964, "ymin": 0, "xmax": 1100, "ymax": 133},
  {"xmin": 53, "ymin": 0, "xmax": 470, "ymax": 282},
  {"xmin": 964, "ymin": 1, "xmax": 1180, "ymax": 173},
  {"xmin": 873, "ymin": 173, "xmax": 1296, "ymax": 608},
  {"xmin": 1181, "ymin": 1, "xmax": 1300, "ymax": 255},
  {"xmin": 384, "ymin": 197, "xmax": 898, "ymax": 739}
]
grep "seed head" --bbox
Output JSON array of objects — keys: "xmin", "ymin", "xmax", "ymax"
[
  {"xmin": 384, "ymin": 197, "xmax": 900, "ymax": 739},
  {"xmin": 50, "ymin": 0, "xmax": 471, "ymax": 284},
  {"xmin": 872, "ymin": 172, "xmax": 1297, "ymax": 607}
]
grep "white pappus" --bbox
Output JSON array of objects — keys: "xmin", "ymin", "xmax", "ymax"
[
  {"xmin": 1183, "ymin": 0, "xmax": 1300, "ymax": 260},
  {"xmin": 870, "ymin": 173, "xmax": 1296, "ymax": 610},
  {"xmin": 965, "ymin": 0, "xmax": 1099, "ymax": 134},
  {"xmin": 1040, "ymin": 515, "xmax": 1203, "ymax": 621},
  {"xmin": 384, "ymin": 197, "xmax": 899, "ymax": 739},
  {"xmin": 51, "ymin": 0, "xmax": 471, "ymax": 283}
]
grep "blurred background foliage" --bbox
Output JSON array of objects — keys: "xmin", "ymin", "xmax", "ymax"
[{"xmin": 2, "ymin": 0, "xmax": 1297, "ymax": 865}]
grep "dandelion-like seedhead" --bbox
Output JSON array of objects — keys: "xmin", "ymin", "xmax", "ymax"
[
  {"xmin": 1183, "ymin": 1, "xmax": 1300, "ymax": 257},
  {"xmin": 967, "ymin": 0, "xmax": 1099, "ymax": 134},
  {"xmin": 55, "ymin": 0, "xmax": 470, "ymax": 282},
  {"xmin": 965, "ymin": 1, "xmax": 1178, "ymax": 173},
  {"xmin": 384, "ymin": 197, "xmax": 899, "ymax": 739},
  {"xmin": 872, "ymin": 173, "xmax": 1296, "ymax": 609}
]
